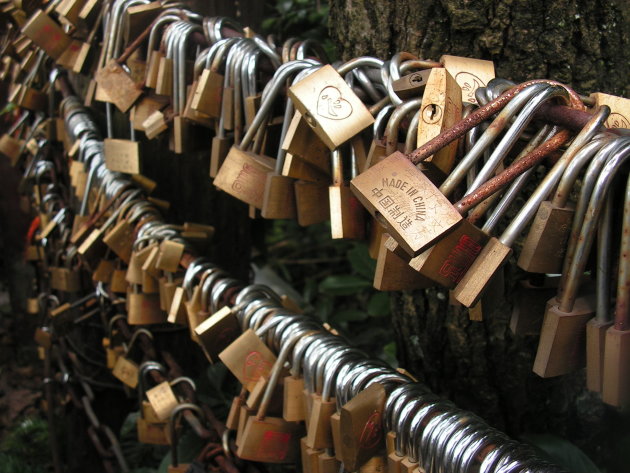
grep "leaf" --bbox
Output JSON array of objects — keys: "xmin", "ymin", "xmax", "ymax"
[
  {"xmin": 381, "ymin": 342, "xmax": 398, "ymax": 368},
  {"xmin": 367, "ymin": 292, "xmax": 390, "ymax": 317},
  {"xmin": 318, "ymin": 275, "xmax": 371, "ymax": 296},
  {"xmin": 347, "ymin": 244, "xmax": 376, "ymax": 280},
  {"xmin": 314, "ymin": 294, "xmax": 334, "ymax": 322},
  {"xmin": 332, "ymin": 309, "xmax": 368, "ymax": 323},
  {"xmin": 520, "ymin": 433, "xmax": 600, "ymax": 473}
]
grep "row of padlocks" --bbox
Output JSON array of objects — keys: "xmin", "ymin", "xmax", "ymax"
[{"xmin": 3, "ymin": 1, "xmax": 629, "ymax": 472}]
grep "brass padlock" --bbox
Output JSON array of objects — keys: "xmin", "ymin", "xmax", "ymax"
[
  {"xmin": 351, "ymin": 151, "xmax": 462, "ymax": 257},
  {"xmin": 236, "ymin": 333, "xmax": 304, "ymax": 463},
  {"xmin": 374, "ymin": 234, "xmax": 433, "ymax": 291},
  {"xmin": 288, "ymin": 64, "xmax": 374, "ymax": 150},
  {"xmin": 137, "ymin": 361, "xmax": 170, "ymax": 445},
  {"xmin": 518, "ymin": 137, "xmax": 610, "ymax": 273},
  {"xmin": 294, "ymin": 179, "xmax": 330, "ymax": 227},
  {"xmin": 194, "ymin": 305, "xmax": 242, "ymax": 363},
  {"xmin": 340, "ymin": 383, "xmax": 387, "ymax": 471},
  {"xmin": 127, "ymin": 284, "xmax": 165, "ymax": 325},
  {"xmin": 282, "ymin": 111, "xmax": 331, "ymax": 176},
  {"xmin": 219, "ymin": 329, "xmax": 276, "ymax": 392},
  {"xmin": 416, "ymin": 67, "xmax": 462, "ymax": 181},
  {"xmin": 452, "ymin": 103, "xmax": 607, "ymax": 307},
  {"xmin": 21, "ymin": 10, "xmax": 71, "ymax": 60},
  {"xmin": 590, "ymin": 91, "xmax": 630, "ymax": 129},
  {"xmin": 440, "ymin": 55, "xmax": 495, "ymax": 105},
  {"xmin": 533, "ymin": 135, "xmax": 622, "ymax": 378},
  {"xmin": 112, "ymin": 329, "xmax": 153, "ymax": 389}
]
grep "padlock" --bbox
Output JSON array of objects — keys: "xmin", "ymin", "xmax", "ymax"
[
  {"xmin": 415, "ymin": 67, "xmax": 462, "ymax": 181},
  {"xmin": 288, "ymin": 64, "xmax": 375, "ymax": 150},
  {"xmin": 518, "ymin": 136, "xmax": 612, "ymax": 273},
  {"xmin": 215, "ymin": 60, "xmax": 311, "ymax": 208},
  {"xmin": 112, "ymin": 328, "xmax": 153, "ymax": 389},
  {"xmin": 533, "ymin": 133, "xmax": 626, "ymax": 378},
  {"xmin": 21, "ymin": 10, "xmax": 71, "ymax": 59},
  {"xmin": 103, "ymin": 217, "xmax": 135, "ymax": 264},
  {"xmin": 137, "ymin": 361, "xmax": 170, "ymax": 445},
  {"xmin": 69, "ymin": 4, "xmax": 104, "ymax": 74},
  {"xmin": 261, "ymin": 151, "xmax": 297, "ymax": 219},
  {"xmin": 131, "ymin": 95, "xmax": 169, "ymax": 131},
  {"xmin": 282, "ymin": 111, "xmax": 331, "ymax": 176},
  {"xmin": 191, "ymin": 38, "xmax": 235, "ymax": 118},
  {"xmin": 452, "ymin": 103, "xmax": 606, "ymax": 307},
  {"xmin": 127, "ymin": 283, "xmax": 165, "ymax": 325},
  {"xmin": 402, "ymin": 122, "xmax": 547, "ymax": 288},
  {"xmin": 589, "ymin": 92, "xmax": 630, "ymax": 129},
  {"xmin": 440, "ymin": 55, "xmax": 495, "ymax": 105},
  {"xmin": 294, "ymin": 179, "xmax": 330, "ymax": 227},
  {"xmin": 367, "ymin": 100, "xmax": 421, "ymax": 257},
  {"xmin": 236, "ymin": 329, "xmax": 306, "ymax": 463},
  {"xmin": 351, "ymin": 150, "xmax": 462, "ymax": 256},
  {"xmin": 0, "ymin": 134, "xmax": 24, "ymax": 166},
  {"xmin": 57, "ymin": 248, "xmax": 82, "ymax": 293},
  {"xmin": 142, "ymin": 108, "xmax": 171, "ymax": 138},
  {"xmin": 391, "ymin": 69, "xmax": 431, "ymax": 100},
  {"xmin": 103, "ymin": 136, "xmax": 140, "ymax": 175},
  {"xmin": 159, "ymin": 271, "xmax": 181, "ymax": 312},
  {"xmin": 194, "ymin": 305, "xmax": 242, "ymax": 363},
  {"xmin": 510, "ymin": 275, "xmax": 561, "ymax": 336},
  {"xmin": 374, "ymin": 233, "xmax": 433, "ymax": 291},
  {"xmin": 339, "ymin": 382, "xmax": 387, "ymax": 471}
]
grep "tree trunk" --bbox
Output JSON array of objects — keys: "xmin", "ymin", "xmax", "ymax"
[{"xmin": 329, "ymin": 1, "xmax": 629, "ymax": 471}]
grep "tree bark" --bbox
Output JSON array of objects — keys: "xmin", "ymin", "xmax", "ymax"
[{"xmin": 329, "ymin": 1, "xmax": 629, "ymax": 471}]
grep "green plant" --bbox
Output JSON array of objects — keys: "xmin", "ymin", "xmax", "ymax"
[{"xmin": 262, "ymin": 0, "xmax": 337, "ymax": 61}]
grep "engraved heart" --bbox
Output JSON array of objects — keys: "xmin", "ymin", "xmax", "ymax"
[{"xmin": 316, "ymin": 86, "xmax": 353, "ymax": 120}]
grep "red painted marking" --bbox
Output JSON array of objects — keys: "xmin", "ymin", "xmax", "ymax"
[
  {"xmin": 242, "ymin": 351, "xmax": 271, "ymax": 382},
  {"xmin": 257, "ymin": 430, "xmax": 291, "ymax": 461},
  {"xmin": 359, "ymin": 411, "xmax": 382, "ymax": 449},
  {"xmin": 438, "ymin": 234, "xmax": 482, "ymax": 283}
]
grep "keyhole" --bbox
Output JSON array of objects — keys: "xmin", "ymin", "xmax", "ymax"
[{"xmin": 422, "ymin": 103, "xmax": 442, "ymax": 124}]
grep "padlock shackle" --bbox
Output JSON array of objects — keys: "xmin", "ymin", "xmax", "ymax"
[
  {"xmin": 596, "ymin": 195, "xmax": 614, "ymax": 325},
  {"xmin": 137, "ymin": 360, "xmax": 167, "ymax": 401},
  {"xmin": 408, "ymin": 78, "xmax": 584, "ymax": 166},
  {"xmin": 169, "ymin": 402, "xmax": 205, "ymax": 467},
  {"xmin": 385, "ymin": 98, "xmax": 423, "ymax": 155},
  {"xmin": 320, "ymin": 348, "xmax": 364, "ymax": 402},
  {"xmin": 439, "ymin": 82, "xmax": 548, "ymax": 197},
  {"xmin": 309, "ymin": 340, "xmax": 347, "ymax": 395},
  {"xmin": 209, "ymin": 277, "xmax": 241, "ymax": 314},
  {"xmin": 466, "ymin": 84, "xmax": 570, "ymax": 194},
  {"xmin": 552, "ymin": 133, "xmax": 614, "ymax": 208},
  {"xmin": 240, "ymin": 60, "xmax": 315, "ymax": 150},
  {"xmin": 614, "ymin": 174, "xmax": 630, "ymax": 330},
  {"xmin": 289, "ymin": 331, "xmax": 327, "ymax": 378},
  {"xmin": 256, "ymin": 329, "xmax": 311, "ymax": 420},
  {"xmin": 559, "ymin": 141, "xmax": 630, "ymax": 312},
  {"xmin": 404, "ymin": 109, "xmax": 421, "ymax": 154},
  {"xmin": 497, "ymin": 105, "xmax": 610, "ymax": 248},
  {"xmin": 478, "ymin": 124, "xmax": 555, "ymax": 232}
]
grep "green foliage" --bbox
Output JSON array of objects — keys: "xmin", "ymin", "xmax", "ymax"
[
  {"xmin": 0, "ymin": 417, "xmax": 50, "ymax": 473},
  {"xmin": 262, "ymin": 0, "xmax": 337, "ymax": 61},
  {"xmin": 521, "ymin": 433, "xmax": 600, "ymax": 473}
]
